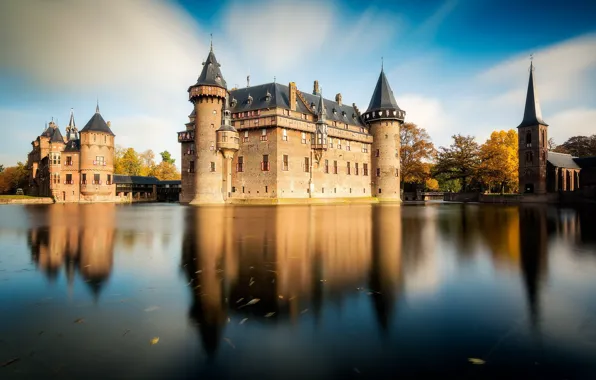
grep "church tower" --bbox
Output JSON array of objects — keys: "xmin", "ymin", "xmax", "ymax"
[
  {"xmin": 364, "ymin": 67, "xmax": 406, "ymax": 201},
  {"xmin": 188, "ymin": 41, "xmax": 227, "ymax": 204},
  {"xmin": 518, "ymin": 61, "xmax": 548, "ymax": 194}
]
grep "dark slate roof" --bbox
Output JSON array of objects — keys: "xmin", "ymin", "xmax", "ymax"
[
  {"xmin": 41, "ymin": 125, "xmax": 52, "ymax": 137},
  {"xmin": 113, "ymin": 175, "xmax": 160, "ymax": 185},
  {"xmin": 547, "ymin": 151, "xmax": 581, "ymax": 169},
  {"xmin": 574, "ymin": 156, "xmax": 596, "ymax": 169},
  {"xmin": 366, "ymin": 70, "xmax": 402, "ymax": 113},
  {"xmin": 80, "ymin": 110, "xmax": 115, "ymax": 136},
  {"xmin": 64, "ymin": 139, "xmax": 80, "ymax": 152},
  {"xmin": 194, "ymin": 48, "xmax": 227, "ymax": 89},
  {"xmin": 49, "ymin": 127, "xmax": 65, "ymax": 143},
  {"xmin": 229, "ymin": 83, "xmax": 364, "ymax": 127},
  {"xmin": 518, "ymin": 63, "xmax": 548, "ymax": 128},
  {"xmin": 158, "ymin": 180, "xmax": 181, "ymax": 186},
  {"xmin": 217, "ymin": 124, "xmax": 237, "ymax": 132}
]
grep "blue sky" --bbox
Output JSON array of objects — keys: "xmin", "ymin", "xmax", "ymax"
[{"xmin": 1, "ymin": 0, "xmax": 595, "ymax": 167}]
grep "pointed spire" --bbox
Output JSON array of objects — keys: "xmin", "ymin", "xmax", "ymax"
[
  {"xmin": 68, "ymin": 108, "xmax": 75, "ymax": 127},
  {"xmin": 96, "ymin": 99, "xmax": 100, "ymax": 114},
  {"xmin": 317, "ymin": 88, "xmax": 325, "ymax": 123},
  {"xmin": 194, "ymin": 45, "xmax": 227, "ymax": 89},
  {"xmin": 381, "ymin": 57, "xmax": 384, "ymax": 72},
  {"xmin": 365, "ymin": 68, "xmax": 404, "ymax": 122},
  {"xmin": 518, "ymin": 59, "xmax": 548, "ymax": 128},
  {"xmin": 210, "ymin": 33, "xmax": 213, "ymax": 52}
]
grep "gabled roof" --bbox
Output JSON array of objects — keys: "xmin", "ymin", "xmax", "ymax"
[
  {"xmin": 80, "ymin": 108, "xmax": 115, "ymax": 136},
  {"xmin": 366, "ymin": 70, "xmax": 402, "ymax": 113},
  {"xmin": 194, "ymin": 47, "xmax": 227, "ymax": 89},
  {"xmin": 518, "ymin": 63, "xmax": 548, "ymax": 128},
  {"xmin": 229, "ymin": 83, "xmax": 365, "ymax": 127},
  {"xmin": 64, "ymin": 139, "xmax": 80, "ymax": 152},
  {"xmin": 547, "ymin": 151, "xmax": 580, "ymax": 169},
  {"xmin": 49, "ymin": 127, "xmax": 65, "ymax": 143}
]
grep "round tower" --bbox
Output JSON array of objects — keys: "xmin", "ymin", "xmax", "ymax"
[
  {"xmin": 216, "ymin": 96, "xmax": 239, "ymax": 201},
  {"xmin": 79, "ymin": 104, "xmax": 115, "ymax": 201},
  {"xmin": 364, "ymin": 67, "xmax": 406, "ymax": 201},
  {"xmin": 188, "ymin": 42, "xmax": 228, "ymax": 204}
]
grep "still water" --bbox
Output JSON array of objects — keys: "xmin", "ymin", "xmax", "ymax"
[{"xmin": 0, "ymin": 203, "xmax": 595, "ymax": 379}]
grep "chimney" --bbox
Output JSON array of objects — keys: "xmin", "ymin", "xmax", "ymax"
[
  {"xmin": 289, "ymin": 82, "xmax": 297, "ymax": 111},
  {"xmin": 313, "ymin": 80, "xmax": 320, "ymax": 95},
  {"xmin": 335, "ymin": 93, "xmax": 342, "ymax": 106}
]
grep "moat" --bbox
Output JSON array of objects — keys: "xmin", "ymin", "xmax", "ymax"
[{"xmin": 1, "ymin": 203, "xmax": 595, "ymax": 379}]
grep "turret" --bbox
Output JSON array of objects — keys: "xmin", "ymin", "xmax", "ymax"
[
  {"xmin": 518, "ymin": 61, "xmax": 549, "ymax": 194},
  {"xmin": 216, "ymin": 96, "xmax": 239, "ymax": 200},
  {"xmin": 188, "ymin": 40, "xmax": 228, "ymax": 204},
  {"xmin": 79, "ymin": 103, "xmax": 115, "ymax": 199},
  {"xmin": 365, "ymin": 66, "xmax": 405, "ymax": 201},
  {"xmin": 312, "ymin": 90, "xmax": 328, "ymax": 153},
  {"xmin": 66, "ymin": 108, "xmax": 79, "ymax": 141}
]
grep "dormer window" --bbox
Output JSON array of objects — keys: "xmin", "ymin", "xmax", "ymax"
[
  {"xmin": 333, "ymin": 108, "xmax": 337, "ymax": 115},
  {"xmin": 247, "ymin": 94, "xmax": 253, "ymax": 105},
  {"xmin": 342, "ymin": 111, "xmax": 347, "ymax": 118},
  {"xmin": 215, "ymin": 75, "xmax": 221, "ymax": 82},
  {"xmin": 231, "ymin": 98, "xmax": 237, "ymax": 107},
  {"xmin": 265, "ymin": 90, "xmax": 271, "ymax": 101}
]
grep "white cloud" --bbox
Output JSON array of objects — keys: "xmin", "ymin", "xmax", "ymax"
[
  {"xmin": 548, "ymin": 108, "xmax": 596, "ymax": 142},
  {"xmin": 399, "ymin": 95, "xmax": 455, "ymax": 145}
]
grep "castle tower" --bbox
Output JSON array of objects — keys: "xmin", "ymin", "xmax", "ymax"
[
  {"xmin": 364, "ymin": 67, "xmax": 405, "ymax": 201},
  {"xmin": 518, "ymin": 61, "xmax": 548, "ymax": 194},
  {"xmin": 215, "ymin": 95, "xmax": 239, "ymax": 201},
  {"xmin": 79, "ymin": 104, "xmax": 115, "ymax": 201},
  {"xmin": 188, "ymin": 42, "xmax": 228, "ymax": 204}
]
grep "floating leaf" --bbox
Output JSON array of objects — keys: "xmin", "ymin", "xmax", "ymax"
[
  {"xmin": 468, "ymin": 358, "xmax": 485, "ymax": 365},
  {"xmin": 236, "ymin": 298, "xmax": 245, "ymax": 304},
  {"xmin": 301, "ymin": 309, "xmax": 309, "ymax": 314},
  {"xmin": 278, "ymin": 295, "xmax": 284, "ymax": 299},
  {"xmin": 249, "ymin": 280, "xmax": 255, "ymax": 287},
  {"xmin": 0, "ymin": 358, "xmax": 20, "ymax": 368},
  {"xmin": 265, "ymin": 312, "xmax": 275, "ymax": 318},
  {"xmin": 73, "ymin": 318, "xmax": 84, "ymax": 324},
  {"xmin": 150, "ymin": 337, "xmax": 160, "ymax": 345},
  {"xmin": 224, "ymin": 337, "xmax": 235, "ymax": 349},
  {"xmin": 240, "ymin": 318, "xmax": 248, "ymax": 325}
]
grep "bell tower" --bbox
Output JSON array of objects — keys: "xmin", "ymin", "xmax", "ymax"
[
  {"xmin": 518, "ymin": 61, "xmax": 548, "ymax": 194},
  {"xmin": 364, "ymin": 65, "xmax": 405, "ymax": 201},
  {"xmin": 188, "ymin": 40, "xmax": 228, "ymax": 204}
]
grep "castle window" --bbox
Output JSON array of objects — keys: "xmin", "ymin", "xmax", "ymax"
[
  {"xmin": 82, "ymin": 174, "xmax": 87, "ymax": 184},
  {"xmin": 95, "ymin": 156, "xmax": 105, "ymax": 166},
  {"xmin": 260, "ymin": 128, "xmax": 267, "ymax": 141},
  {"xmin": 107, "ymin": 174, "xmax": 112, "ymax": 185},
  {"xmin": 378, "ymin": 188, "xmax": 382, "ymax": 194},
  {"xmin": 395, "ymin": 168, "xmax": 399, "ymax": 177},
  {"xmin": 210, "ymin": 162, "xmax": 216, "ymax": 172},
  {"xmin": 337, "ymin": 140, "xmax": 342, "ymax": 150},
  {"xmin": 526, "ymin": 151, "xmax": 533, "ymax": 164},
  {"xmin": 265, "ymin": 186, "xmax": 268, "ymax": 193},
  {"xmin": 66, "ymin": 156, "xmax": 72, "ymax": 166},
  {"xmin": 333, "ymin": 160, "xmax": 338, "ymax": 174},
  {"xmin": 284, "ymin": 109, "xmax": 290, "ymax": 116},
  {"xmin": 346, "ymin": 141, "xmax": 350, "ymax": 151},
  {"xmin": 363, "ymin": 163, "xmax": 368, "ymax": 176},
  {"xmin": 210, "ymin": 141, "xmax": 214, "ymax": 151},
  {"xmin": 362, "ymin": 144, "xmax": 368, "ymax": 153},
  {"xmin": 282, "ymin": 155, "xmax": 289, "ymax": 171},
  {"xmin": 104, "ymin": 136, "xmax": 107, "ymax": 144},
  {"xmin": 360, "ymin": 127, "xmax": 364, "ymax": 133},
  {"xmin": 301, "ymin": 132, "xmax": 306, "ymax": 144},
  {"xmin": 282, "ymin": 129, "xmax": 288, "ymax": 141},
  {"xmin": 345, "ymin": 123, "xmax": 348, "ymax": 129},
  {"xmin": 189, "ymin": 161, "xmax": 195, "ymax": 173},
  {"xmin": 355, "ymin": 163, "xmax": 359, "ymax": 175},
  {"xmin": 237, "ymin": 156, "xmax": 244, "ymax": 172},
  {"xmin": 261, "ymin": 155, "xmax": 270, "ymax": 171},
  {"xmin": 304, "ymin": 157, "xmax": 310, "ymax": 173},
  {"xmin": 324, "ymin": 159, "xmax": 329, "ymax": 174},
  {"xmin": 526, "ymin": 132, "xmax": 532, "ymax": 147},
  {"xmin": 243, "ymin": 130, "xmax": 249, "ymax": 142},
  {"xmin": 66, "ymin": 174, "xmax": 72, "ymax": 185},
  {"xmin": 254, "ymin": 119, "xmax": 259, "ymax": 126},
  {"xmin": 375, "ymin": 149, "xmax": 380, "ymax": 157},
  {"xmin": 93, "ymin": 173, "xmax": 101, "ymax": 185},
  {"xmin": 376, "ymin": 168, "xmax": 381, "ymax": 177},
  {"xmin": 329, "ymin": 137, "xmax": 333, "ymax": 148},
  {"xmin": 347, "ymin": 162, "xmax": 351, "ymax": 175}
]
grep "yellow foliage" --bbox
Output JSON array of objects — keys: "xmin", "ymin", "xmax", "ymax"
[
  {"xmin": 479, "ymin": 130, "xmax": 518, "ymax": 192},
  {"xmin": 425, "ymin": 178, "xmax": 439, "ymax": 191}
]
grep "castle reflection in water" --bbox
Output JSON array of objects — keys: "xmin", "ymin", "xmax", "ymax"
[{"xmin": 25, "ymin": 203, "xmax": 596, "ymax": 356}]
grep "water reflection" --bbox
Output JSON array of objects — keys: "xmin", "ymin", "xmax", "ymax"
[{"xmin": 27, "ymin": 204, "xmax": 115, "ymax": 299}]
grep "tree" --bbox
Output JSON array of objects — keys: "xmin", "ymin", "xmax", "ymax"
[
  {"xmin": 547, "ymin": 138, "xmax": 557, "ymax": 150},
  {"xmin": 0, "ymin": 162, "xmax": 29, "ymax": 194},
  {"xmin": 425, "ymin": 178, "xmax": 439, "ymax": 191},
  {"xmin": 139, "ymin": 150, "xmax": 156, "ymax": 176},
  {"xmin": 400, "ymin": 122, "xmax": 435, "ymax": 185},
  {"xmin": 114, "ymin": 147, "xmax": 142, "ymax": 176},
  {"xmin": 160, "ymin": 151, "xmax": 175, "ymax": 165},
  {"xmin": 556, "ymin": 135, "xmax": 596, "ymax": 157},
  {"xmin": 0, "ymin": 164, "xmax": 4, "ymax": 173},
  {"xmin": 433, "ymin": 134, "xmax": 481, "ymax": 192},
  {"xmin": 478, "ymin": 130, "xmax": 518, "ymax": 193}
]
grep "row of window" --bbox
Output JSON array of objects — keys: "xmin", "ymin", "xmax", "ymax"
[
  {"xmin": 51, "ymin": 173, "xmax": 112, "ymax": 185},
  {"xmin": 51, "ymin": 155, "xmax": 107, "ymax": 166},
  {"xmin": 524, "ymin": 130, "xmax": 547, "ymax": 149}
]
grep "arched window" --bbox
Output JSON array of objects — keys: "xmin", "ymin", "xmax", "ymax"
[
  {"xmin": 525, "ymin": 132, "xmax": 532, "ymax": 147},
  {"xmin": 526, "ymin": 151, "xmax": 533, "ymax": 164}
]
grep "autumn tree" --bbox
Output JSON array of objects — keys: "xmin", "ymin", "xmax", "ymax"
[
  {"xmin": 0, "ymin": 162, "xmax": 29, "ymax": 194},
  {"xmin": 433, "ymin": 134, "xmax": 481, "ymax": 192},
  {"xmin": 478, "ymin": 130, "xmax": 518, "ymax": 193},
  {"xmin": 139, "ymin": 150, "xmax": 156, "ymax": 176},
  {"xmin": 0, "ymin": 164, "xmax": 4, "ymax": 173},
  {"xmin": 400, "ymin": 122, "xmax": 435, "ymax": 186},
  {"xmin": 149, "ymin": 150, "xmax": 180, "ymax": 180},
  {"xmin": 114, "ymin": 147, "xmax": 142, "ymax": 176}
]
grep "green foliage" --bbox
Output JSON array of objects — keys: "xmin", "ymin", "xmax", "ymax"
[
  {"xmin": 160, "ymin": 151, "xmax": 175, "ymax": 165},
  {"xmin": 555, "ymin": 135, "xmax": 596, "ymax": 157},
  {"xmin": 0, "ymin": 162, "xmax": 30, "ymax": 194},
  {"xmin": 433, "ymin": 134, "xmax": 481, "ymax": 192}
]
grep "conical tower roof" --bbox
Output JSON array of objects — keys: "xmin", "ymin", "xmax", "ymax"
[
  {"xmin": 363, "ymin": 68, "xmax": 405, "ymax": 122},
  {"xmin": 80, "ymin": 104, "xmax": 115, "ymax": 136},
  {"xmin": 195, "ymin": 44, "xmax": 227, "ymax": 89},
  {"xmin": 518, "ymin": 62, "xmax": 548, "ymax": 128}
]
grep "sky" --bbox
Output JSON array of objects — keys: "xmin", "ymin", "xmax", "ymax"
[{"xmin": 1, "ymin": 0, "xmax": 595, "ymax": 168}]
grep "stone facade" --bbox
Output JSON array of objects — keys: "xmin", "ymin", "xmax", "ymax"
[
  {"xmin": 27, "ymin": 107, "xmax": 118, "ymax": 203},
  {"xmin": 179, "ymin": 46, "xmax": 405, "ymax": 204}
]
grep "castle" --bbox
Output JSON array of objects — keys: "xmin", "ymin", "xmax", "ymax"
[
  {"xmin": 27, "ymin": 105, "xmax": 117, "ymax": 202},
  {"xmin": 178, "ymin": 44, "xmax": 405, "ymax": 204}
]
